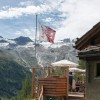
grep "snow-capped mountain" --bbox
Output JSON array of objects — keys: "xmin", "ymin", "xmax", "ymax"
[
  {"xmin": 0, "ymin": 36, "xmax": 15, "ymax": 47},
  {"xmin": 0, "ymin": 36, "xmax": 78, "ymax": 67},
  {"xmin": 14, "ymin": 36, "xmax": 33, "ymax": 45}
]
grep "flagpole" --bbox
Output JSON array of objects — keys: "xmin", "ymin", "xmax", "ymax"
[
  {"xmin": 32, "ymin": 14, "xmax": 37, "ymax": 99},
  {"xmin": 35, "ymin": 14, "xmax": 38, "ymax": 57}
]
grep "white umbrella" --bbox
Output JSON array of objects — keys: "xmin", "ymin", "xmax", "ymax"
[
  {"xmin": 51, "ymin": 59, "xmax": 79, "ymax": 67},
  {"xmin": 69, "ymin": 67, "xmax": 85, "ymax": 72}
]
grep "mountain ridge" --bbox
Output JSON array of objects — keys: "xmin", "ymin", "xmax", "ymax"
[
  {"xmin": 14, "ymin": 36, "xmax": 33, "ymax": 45},
  {"xmin": 0, "ymin": 35, "xmax": 78, "ymax": 67}
]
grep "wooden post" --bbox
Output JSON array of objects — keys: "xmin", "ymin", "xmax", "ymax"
[
  {"xmin": 84, "ymin": 74, "xmax": 86, "ymax": 100},
  {"xmin": 32, "ymin": 68, "xmax": 35, "ymax": 98},
  {"xmin": 66, "ymin": 67, "xmax": 69, "ymax": 97},
  {"xmin": 48, "ymin": 67, "xmax": 50, "ymax": 77},
  {"xmin": 43, "ymin": 68, "xmax": 46, "ymax": 78}
]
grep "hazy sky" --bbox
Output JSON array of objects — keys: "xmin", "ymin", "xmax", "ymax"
[{"xmin": 0, "ymin": 0, "xmax": 100, "ymax": 41}]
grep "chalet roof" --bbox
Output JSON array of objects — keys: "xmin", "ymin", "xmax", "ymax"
[
  {"xmin": 75, "ymin": 22, "xmax": 100, "ymax": 50},
  {"xmin": 79, "ymin": 46, "xmax": 100, "ymax": 53},
  {"xmin": 78, "ymin": 46, "xmax": 100, "ymax": 59}
]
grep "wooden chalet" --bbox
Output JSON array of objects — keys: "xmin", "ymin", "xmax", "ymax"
[{"xmin": 75, "ymin": 22, "xmax": 100, "ymax": 100}]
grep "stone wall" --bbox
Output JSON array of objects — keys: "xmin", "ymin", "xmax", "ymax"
[{"xmin": 86, "ymin": 60, "xmax": 100, "ymax": 100}]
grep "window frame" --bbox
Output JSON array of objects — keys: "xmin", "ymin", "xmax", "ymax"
[{"xmin": 94, "ymin": 62, "xmax": 100, "ymax": 79}]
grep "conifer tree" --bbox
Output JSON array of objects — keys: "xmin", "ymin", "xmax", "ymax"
[{"xmin": 19, "ymin": 74, "xmax": 31, "ymax": 99}]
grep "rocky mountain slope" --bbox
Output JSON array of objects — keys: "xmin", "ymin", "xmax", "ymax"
[{"xmin": 0, "ymin": 36, "xmax": 79, "ymax": 68}]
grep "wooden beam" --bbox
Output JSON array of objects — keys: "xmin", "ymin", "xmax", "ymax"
[
  {"xmin": 48, "ymin": 68, "xmax": 50, "ymax": 77},
  {"xmin": 32, "ymin": 68, "xmax": 36, "ymax": 98},
  {"xmin": 66, "ymin": 67, "xmax": 69, "ymax": 97}
]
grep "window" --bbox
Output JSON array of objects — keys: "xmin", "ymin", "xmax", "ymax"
[{"xmin": 96, "ymin": 63, "xmax": 100, "ymax": 77}]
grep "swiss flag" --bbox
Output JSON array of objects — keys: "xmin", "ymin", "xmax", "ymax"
[{"xmin": 40, "ymin": 25, "xmax": 56, "ymax": 43}]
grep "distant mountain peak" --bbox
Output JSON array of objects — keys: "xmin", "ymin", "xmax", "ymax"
[
  {"xmin": 0, "ymin": 36, "xmax": 3, "ymax": 38},
  {"xmin": 14, "ymin": 36, "xmax": 33, "ymax": 45}
]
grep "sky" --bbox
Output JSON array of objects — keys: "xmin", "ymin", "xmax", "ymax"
[{"xmin": 0, "ymin": 0, "xmax": 100, "ymax": 41}]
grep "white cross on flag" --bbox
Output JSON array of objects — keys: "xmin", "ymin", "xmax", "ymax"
[{"xmin": 40, "ymin": 25, "xmax": 56, "ymax": 43}]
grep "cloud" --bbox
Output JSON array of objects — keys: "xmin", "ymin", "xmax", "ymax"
[
  {"xmin": 15, "ymin": 28, "xmax": 35, "ymax": 36},
  {"xmin": 0, "ymin": 5, "xmax": 51, "ymax": 19},
  {"xmin": 20, "ymin": 1, "xmax": 34, "ymax": 6},
  {"xmin": 55, "ymin": 0, "xmax": 100, "ymax": 40},
  {"xmin": 0, "ymin": 0, "xmax": 100, "ymax": 40},
  {"xmin": 0, "ymin": 0, "xmax": 66, "ymax": 19},
  {"xmin": 42, "ymin": 17, "xmax": 53, "ymax": 22}
]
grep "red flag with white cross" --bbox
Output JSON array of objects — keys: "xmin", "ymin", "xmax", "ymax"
[{"xmin": 40, "ymin": 25, "xmax": 56, "ymax": 43}]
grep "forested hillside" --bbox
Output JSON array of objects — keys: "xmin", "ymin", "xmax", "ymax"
[{"xmin": 0, "ymin": 55, "xmax": 31, "ymax": 99}]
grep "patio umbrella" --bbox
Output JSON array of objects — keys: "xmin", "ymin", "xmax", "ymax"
[
  {"xmin": 69, "ymin": 68, "xmax": 85, "ymax": 72},
  {"xmin": 51, "ymin": 59, "xmax": 79, "ymax": 67}
]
